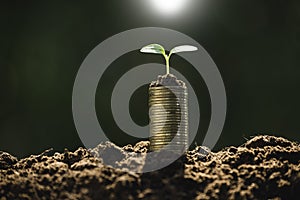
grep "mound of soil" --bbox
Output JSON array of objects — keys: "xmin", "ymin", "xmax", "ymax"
[
  {"xmin": 0, "ymin": 135, "xmax": 299, "ymax": 200},
  {"xmin": 150, "ymin": 74, "xmax": 186, "ymax": 87}
]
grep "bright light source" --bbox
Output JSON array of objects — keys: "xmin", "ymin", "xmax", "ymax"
[{"xmin": 149, "ymin": 0, "xmax": 187, "ymax": 16}]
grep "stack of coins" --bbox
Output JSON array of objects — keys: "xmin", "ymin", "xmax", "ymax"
[{"xmin": 149, "ymin": 86, "xmax": 188, "ymax": 154}]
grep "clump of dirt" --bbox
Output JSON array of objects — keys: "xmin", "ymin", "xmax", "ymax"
[
  {"xmin": 0, "ymin": 135, "xmax": 299, "ymax": 200},
  {"xmin": 150, "ymin": 74, "xmax": 186, "ymax": 87}
]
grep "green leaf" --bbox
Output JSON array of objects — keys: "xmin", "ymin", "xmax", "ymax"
[
  {"xmin": 170, "ymin": 45, "xmax": 198, "ymax": 55},
  {"xmin": 140, "ymin": 44, "xmax": 166, "ymax": 55}
]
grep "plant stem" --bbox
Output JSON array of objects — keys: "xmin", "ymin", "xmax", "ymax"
[{"xmin": 165, "ymin": 55, "xmax": 170, "ymax": 74}]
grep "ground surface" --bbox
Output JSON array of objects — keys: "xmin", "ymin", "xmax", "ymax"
[{"xmin": 0, "ymin": 135, "xmax": 299, "ymax": 200}]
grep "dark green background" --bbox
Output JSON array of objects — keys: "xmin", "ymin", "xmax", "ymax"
[{"xmin": 1, "ymin": 0, "xmax": 299, "ymax": 158}]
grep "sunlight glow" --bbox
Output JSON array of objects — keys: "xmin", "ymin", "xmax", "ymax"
[{"xmin": 149, "ymin": 0, "xmax": 188, "ymax": 16}]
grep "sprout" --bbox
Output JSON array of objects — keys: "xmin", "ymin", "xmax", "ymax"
[{"xmin": 140, "ymin": 44, "xmax": 198, "ymax": 74}]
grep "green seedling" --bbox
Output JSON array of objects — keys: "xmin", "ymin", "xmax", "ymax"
[{"xmin": 140, "ymin": 44, "xmax": 198, "ymax": 74}]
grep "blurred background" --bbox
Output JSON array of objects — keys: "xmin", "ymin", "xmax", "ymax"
[{"xmin": 1, "ymin": 0, "xmax": 299, "ymax": 158}]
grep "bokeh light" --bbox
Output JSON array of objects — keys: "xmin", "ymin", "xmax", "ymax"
[{"xmin": 149, "ymin": 0, "xmax": 187, "ymax": 16}]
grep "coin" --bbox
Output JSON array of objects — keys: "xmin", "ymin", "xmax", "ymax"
[{"xmin": 149, "ymin": 85, "xmax": 188, "ymax": 154}]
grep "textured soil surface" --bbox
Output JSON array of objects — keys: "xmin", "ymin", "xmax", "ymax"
[
  {"xmin": 150, "ymin": 74, "xmax": 186, "ymax": 87},
  {"xmin": 0, "ymin": 135, "xmax": 299, "ymax": 200}
]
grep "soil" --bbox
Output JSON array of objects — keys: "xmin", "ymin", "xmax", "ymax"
[
  {"xmin": 150, "ymin": 74, "xmax": 186, "ymax": 87},
  {"xmin": 0, "ymin": 135, "xmax": 299, "ymax": 200}
]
